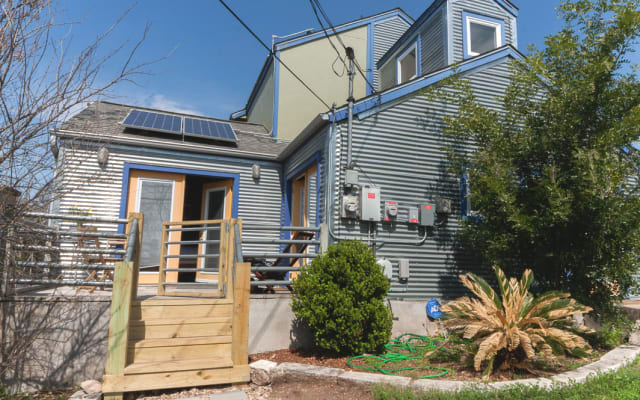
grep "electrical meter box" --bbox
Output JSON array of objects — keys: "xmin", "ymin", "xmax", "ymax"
[
  {"xmin": 360, "ymin": 186, "xmax": 381, "ymax": 222},
  {"xmin": 377, "ymin": 258, "xmax": 393, "ymax": 280},
  {"xmin": 341, "ymin": 194, "xmax": 358, "ymax": 219},
  {"xmin": 384, "ymin": 201, "xmax": 399, "ymax": 222},
  {"xmin": 398, "ymin": 259, "xmax": 410, "ymax": 281},
  {"xmin": 436, "ymin": 198, "xmax": 452, "ymax": 214},
  {"xmin": 408, "ymin": 207, "xmax": 419, "ymax": 224},
  {"xmin": 345, "ymin": 169, "xmax": 359, "ymax": 187},
  {"xmin": 419, "ymin": 203, "xmax": 435, "ymax": 226}
]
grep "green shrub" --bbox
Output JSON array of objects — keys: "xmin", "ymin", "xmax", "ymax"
[
  {"xmin": 589, "ymin": 311, "xmax": 633, "ymax": 349},
  {"xmin": 292, "ymin": 240, "xmax": 392, "ymax": 355}
]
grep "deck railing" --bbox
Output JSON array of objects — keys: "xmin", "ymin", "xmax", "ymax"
[{"xmin": 2, "ymin": 211, "xmax": 143, "ymax": 296}]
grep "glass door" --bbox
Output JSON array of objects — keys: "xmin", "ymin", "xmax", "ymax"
[{"xmin": 197, "ymin": 180, "xmax": 233, "ymax": 282}]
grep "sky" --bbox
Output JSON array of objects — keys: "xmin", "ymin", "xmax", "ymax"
[{"xmin": 57, "ymin": 0, "xmax": 636, "ymax": 120}]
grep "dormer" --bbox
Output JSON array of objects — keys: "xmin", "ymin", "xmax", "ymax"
[{"xmin": 377, "ymin": 0, "xmax": 518, "ymax": 91}]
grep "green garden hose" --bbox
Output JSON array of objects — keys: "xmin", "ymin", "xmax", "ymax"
[{"xmin": 346, "ymin": 333, "xmax": 471, "ymax": 379}]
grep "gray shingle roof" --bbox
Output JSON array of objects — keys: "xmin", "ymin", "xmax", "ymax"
[{"xmin": 57, "ymin": 101, "xmax": 288, "ymax": 160}]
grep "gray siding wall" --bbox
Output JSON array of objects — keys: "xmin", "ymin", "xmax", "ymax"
[
  {"xmin": 420, "ymin": 8, "xmax": 447, "ymax": 75},
  {"xmin": 54, "ymin": 144, "xmax": 283, "ymax": 276},
  {"xmin": 450, "ymin": 0, "xmax": 516, "ymax": 63},
  {"xmin": 283, "ymin": 128, "xmax": 328, "ymax": 232},
  {"xmin": 373, "ymin": 16, "xmax": 411, "ymax": 91},
  {"xmin": 330, "ymin": 61, "xmax": 512, "ymax": 300}
]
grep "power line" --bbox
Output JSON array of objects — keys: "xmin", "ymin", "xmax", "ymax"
[
  {"xmin": 218, "ymin": 0, "xmax": 332, "ymax": 111},
  {"xmin": 310, "ymin": 0, "xmax": 377, "ymax": 94}
]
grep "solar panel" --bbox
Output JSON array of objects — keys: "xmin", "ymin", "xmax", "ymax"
[
  {"xmin": 183, "ymin": 117, "xmax": 237, "ymax": 143},
  {"xmin": 121, "ymin": 110, "xmax": 182, "ymax": 135}
]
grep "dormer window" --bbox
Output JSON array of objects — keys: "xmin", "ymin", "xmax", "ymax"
[
  {"xmin": 397, "ymin": 42, "xmax": 419, "ymax": 84},
  {"xmin": 463, "ymin": 12, "xmax": 504, "ymax": 58}
]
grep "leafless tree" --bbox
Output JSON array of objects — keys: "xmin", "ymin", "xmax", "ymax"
[{"xmin": 0, "ymin": 0, "xmax": 155, "ymax": 390}]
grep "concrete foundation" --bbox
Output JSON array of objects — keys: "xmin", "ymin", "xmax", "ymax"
[{"xmin": 2, "ymin": 293, "xmax": 433, "ymax": 392}]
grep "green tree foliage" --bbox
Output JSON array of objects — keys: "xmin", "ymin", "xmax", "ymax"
[
  {"xmin": 291, "ymin": 241, "xmax": 392, "ymax": 355},
  {"xmin": 436, "ymin": 0, "xmax": 640, "ymax": 317}
]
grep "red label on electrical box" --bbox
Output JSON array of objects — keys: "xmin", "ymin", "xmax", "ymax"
[
  {"xmin": 368, "ymin": 193, "xmax": 376, "ymax": 199},
  {"xmin": 410, "ymin": 219, "xmax": 418, "ymax": 223},
  {"xmin": 425, "ymin": 205, "xmax": 433, "ymax": 210},
  {"xmin": 388, "ymin": 201, "xmax": 396, "ymax": 205}
]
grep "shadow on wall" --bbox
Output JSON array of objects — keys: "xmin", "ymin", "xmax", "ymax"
[{"xmin": 1, "ymin": 298, "xmax": 111, "ymax": 393}]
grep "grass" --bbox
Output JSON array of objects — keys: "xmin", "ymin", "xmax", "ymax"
[
  {"xmin": 373, "ymin": 355, "xmax": 640, "ymax": 400},
  {"xmin": 0, "ymin": 386, "xmax": 75, "ymax": 400}
]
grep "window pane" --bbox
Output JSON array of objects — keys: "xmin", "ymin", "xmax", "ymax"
[
  {"xmin": 470, "ymin": 22, "xmax": 497, "ymax": 54},
  {"xmin": 138, "ymin": 180, "xmax": 173, "ymax": 267},
  {"xmin": 400, "ymin": 50, "xmax": 416, "ymax": 83},
  {"xmin": 204, "ymin": 189, "xmax": 225, "ymax": 270}
]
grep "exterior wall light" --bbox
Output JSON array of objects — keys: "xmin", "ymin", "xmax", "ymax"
[
  {"xmin": 50, "ymin": 135, "xmax": 59, "ymax": 159},
  {"xmin": 97, "ymin": 146, "xmax": 109, "ymax": 168},
  {"xmin": 252, "ymin": 164, "xmax": 261, "ymax": 180}
]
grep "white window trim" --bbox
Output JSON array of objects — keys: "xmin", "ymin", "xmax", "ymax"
[
  {"xmin": 201, "ymin": 186, "xmax": 227, "ymax": 275},
  {"xmin": 135, "ymin": 177, "xmax": 175, "ymax": 273},
  {"xmin": 396, "ymin": 42, "xmax": 418, "ymax": 84},
  {"xmin": 465, "ymin": 15, "xmax": 503, "ymax": 57}
]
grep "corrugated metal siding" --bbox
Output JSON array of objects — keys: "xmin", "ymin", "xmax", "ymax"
[
  {"xmin": 330, "ymin": 61, "xmax": 512, "ymax": 300},
  {"xmin": 451, "ymin": 0, "xmax": 515, "ymax": 63},
  {"xmin": 373, "ymin": 16, "xmax": 411, "ymax": 91},
  {"xmin": 420, "ymin": 8, "xmax": 447, "ymax": 75},
  {"xmin": 379, "ymin": 63, "xmax": 396, "ymax": 91},
  {"xmin": 54, "ymin": 144, "xmax": 283, "ymax": 277}
]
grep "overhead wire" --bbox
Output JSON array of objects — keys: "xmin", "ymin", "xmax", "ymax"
[
  {"xmin": 309, "ymin": 0, "xmax": 377, "ymax": 94},
  {"xmin": 218, "ymin": 0, "xmax": 332, "ymax": 111}
]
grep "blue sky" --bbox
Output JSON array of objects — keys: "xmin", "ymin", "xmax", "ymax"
[{"xmin": 58, "ymin": 0, "xmax": 635, "ymax": 119}]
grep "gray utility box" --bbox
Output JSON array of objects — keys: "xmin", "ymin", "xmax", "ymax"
[
  {"xmin": 408, "ymin": 207, "xmax": 419, "ymax": 224},
  {"xmin": 360, "ymin": 186, "xmax": 381, "ymax": 222},
  {"xmin": 419, "ymin": 203, "xmax": 435, "ymax": 226},
  {"xmin": 398, "ymin": 259, "xmax": 410, "ymax": 280}
]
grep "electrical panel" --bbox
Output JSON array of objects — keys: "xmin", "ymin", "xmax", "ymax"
[
  {"xmin": 378, "ymin": 258, "xmax": 393, "ymax": 280},
  {"xmin": 419, "ymin": 203, "xmax": 435, "ymax": 226},
  {"xmin": 398, "ymin": 259, "xmax": 410, "ymax": 281},
  {"xmin": 384, "ymin": 201, "xmax": 398, "ymax": 222},
  {"xmin": 436, "ymin": 198, "xmax": 452, "ymax": 214},
  {"xmin": 360, "ymin": 186, "xmax": 381, "ymax": 222},
  {"xmin": 408, "ymin": 207, "xmax": 419, "ymax": 224},
  {"xmin": 341, "ymin": 194, "xmax": 358, "ymax": 219}
]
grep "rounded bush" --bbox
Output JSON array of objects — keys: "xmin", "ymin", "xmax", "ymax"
[{"xmin": 292, "ymin": 240, "xmax": 392, "ymax": 355}]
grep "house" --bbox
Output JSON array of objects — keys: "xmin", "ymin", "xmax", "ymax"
[{"xmin": 52, "ymin": 0, "xmax": 521, "ymax": 298}]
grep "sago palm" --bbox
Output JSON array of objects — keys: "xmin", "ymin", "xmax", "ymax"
[{"xmin": 442, "ymin": 266, "xmax": 592, "ymax": 376}]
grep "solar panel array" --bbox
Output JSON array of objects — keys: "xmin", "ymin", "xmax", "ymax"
[
  {"xmin": 121, "ymin": 110, "xmax": 237, "ymax": 143},
  {"xmin": 122, "ymin": 110, "xmax": 182, "ymax": 135},
  {"xmin": 183, "ymin": 117, "xmax": 238, "ymax": 143}
]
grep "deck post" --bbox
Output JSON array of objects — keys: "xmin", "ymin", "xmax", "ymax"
[
  {"xmin": 231, "ymin": 261, "xmax": 250, "ymax": 366},
  {"xmin": 103, "ymin": 261, "xmax": 135, "ymax": 400},
  {"xmin": 126, "ymin": 212, "xmax": 143, "ymax": 300},
  {"xmin": 319, "ymin": 223, "xmax": 329, "ymax": 255}
]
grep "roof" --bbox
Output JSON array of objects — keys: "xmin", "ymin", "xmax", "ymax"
[
  {"xmin": 232, "ymin": 8, "xmax": 414, "ymax": 120},
  {"xmin": 56, "ymin": 101, "xmax": 288, "ymax": 161}
]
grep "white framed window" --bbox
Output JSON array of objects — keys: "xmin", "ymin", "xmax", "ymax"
[
  {"xmin": 396, "ymin": 42, "xmax": 418, "ymax": 84},
  {"xmin": 465, "ymin": 15, "xmax": 503, "ymax": 57}
]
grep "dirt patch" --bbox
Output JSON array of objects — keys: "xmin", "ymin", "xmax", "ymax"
[
  {"xmin": 250, "ymin": 348, "xmax": 355, "ymax": 371},
  {"xmin": 270, "ymin": 375, "xmax": 373, "ymax": 400}
]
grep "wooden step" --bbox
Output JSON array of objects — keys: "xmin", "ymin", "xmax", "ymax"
[
  {"xmin": 123, "ymin": 356, "xmax": 233, "ymax": 375},
  {"xmin": 130, "ymin": 302, "xmax": 233, "ymax": 320},
  {"xmin": 128, "ymin": 317, "xmax": 232, "ymax": 340},
  {"xmin": 128, "ymin": 336, "xmax": 232, "ymax": 349}
]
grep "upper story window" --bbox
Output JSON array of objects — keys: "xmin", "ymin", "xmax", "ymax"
[
  {"xmin": 397, "ymin": 42, "xmax": 418, "ymax": 84},
  {"xmin": 463, "ymin": 12, "xmax": 504, "ymax": 58}
]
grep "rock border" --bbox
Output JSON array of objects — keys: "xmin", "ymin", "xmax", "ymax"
[{"xmin": 250, "ymin": 344, "xmax": 640, "ymax": 392}]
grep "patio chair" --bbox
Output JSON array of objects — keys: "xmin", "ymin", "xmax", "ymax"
[{"xmin": 76, "ymin": 227, "xmax": 117, "ymax": 293}]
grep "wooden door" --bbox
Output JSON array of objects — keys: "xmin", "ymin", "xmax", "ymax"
[
  {"xmin": 289, "ymin": 165, "xmax": 316, "ymax": 278},
  {"xmin": 197, "ymin": 180, "xmax": 233, "ymax": 282},
  {"xmin": 127, "ymin": 170, "xmax": 185, "ymax": 284}
]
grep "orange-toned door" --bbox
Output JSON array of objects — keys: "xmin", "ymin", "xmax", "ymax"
[
  {"xmin": 126, "ymin": 170, "xmax": 185, "ymax": 284},
  {"xmin": 197, "ymin": 180, "xmax": 233, "ymax": 282},
  {"xmin": 289, "ymin": 165, "xmax": 316, "ymax": 278}
]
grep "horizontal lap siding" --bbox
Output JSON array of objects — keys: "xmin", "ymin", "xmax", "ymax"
[
  {"xmin": 451, "ymin": 0, "xmax": 515, "ymax": 63},
  {"xmin": 420, "ymin": 9, "xmax": 447, "ymax": 75},
  {"xmin": 55, "ymin": 144, "xmax": 282, "ymax": 277},
  {"xmin": 373, "ymin": 17, "xmax": 411, "ymax": 91},
  {"xmin": 332, "ymin": 62, "xmax": 512, "ymax": 299}
]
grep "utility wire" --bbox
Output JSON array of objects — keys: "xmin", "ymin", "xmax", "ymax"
[
  {"xmin": 219, "ymin": 0, "xmax": 332, "ymax": 111},
  {"xmin": 310, "ymin": 0, "xmax": 377, "ymax": 94}
]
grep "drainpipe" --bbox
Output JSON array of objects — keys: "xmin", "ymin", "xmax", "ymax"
[{"xmin": 346, "ymin": 47, "xmax": 355, "ymax": 169}]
